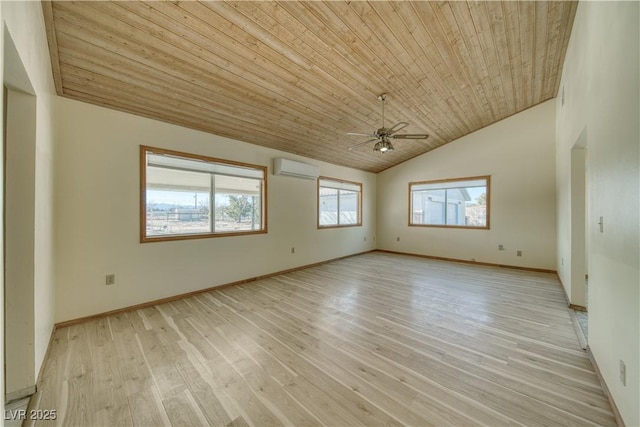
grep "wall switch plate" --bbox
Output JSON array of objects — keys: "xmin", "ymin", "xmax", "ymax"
[
  {"xmin": 106, "ymin": 274, "xmax": 115, "ymax": 285},
  {"xmin": 397, "ymin": 237, "xmax": 400, "ymax": 242},
  {"xmin": 364, "ymin": 236, "xmax": 367, "ymax": 242},
  {"xmin": 517, "ymin": 250, "xmax": 522, "ymax": 257},
  {"xmin": 598, "ymin": 216, "xmax": 604, "ymax": 233},
  {"xmin": 291, "ymin": 247, "xmax": 295, "ymax": 254}
]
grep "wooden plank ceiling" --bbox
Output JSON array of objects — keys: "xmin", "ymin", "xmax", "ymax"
[{"xmin": 42, "ymin": 1, "xmax": 577, "ymax": 173}]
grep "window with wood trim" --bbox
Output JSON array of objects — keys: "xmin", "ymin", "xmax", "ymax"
[
  {"xmin": 318, "ymin": 177, "xmax": 362, "ymax": 228},
  {"xmin": 409, "ymin": 176, "xmax": 490, "ymax": 229},
  {"xmin": 141, "ymin": 146, "xmax": 267, "ymax": 242}
]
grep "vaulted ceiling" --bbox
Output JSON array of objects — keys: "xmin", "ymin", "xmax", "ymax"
[{"xmin": 42, "ymin": 1, "xmax": 577, "ymax": 172}]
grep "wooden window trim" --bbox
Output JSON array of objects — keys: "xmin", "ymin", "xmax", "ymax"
[
  {"xmin": 140, "ymin": 145, "xmax": 268, "ymax": 243},
  {"xmin": 317, "ymin": 176, "xmax": 363, "ymax": 229},
  {"xmin": 408, "ymin": 175, "xmax": 490, "ymax": 230}
]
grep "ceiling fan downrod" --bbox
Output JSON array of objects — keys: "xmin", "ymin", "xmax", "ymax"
[{"xmin": 378, "ymin": 93, "xmax": 387, "ymax": 131}]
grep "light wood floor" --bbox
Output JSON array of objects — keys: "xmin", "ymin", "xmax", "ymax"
[{"xmin": 30, "ymin": 252, "xmax": 616, "ymax": 426}]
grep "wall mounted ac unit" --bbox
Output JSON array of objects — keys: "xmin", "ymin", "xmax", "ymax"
[{"xmin": 273, "ymin": 158, "xmax": 319, "ymax": 180}]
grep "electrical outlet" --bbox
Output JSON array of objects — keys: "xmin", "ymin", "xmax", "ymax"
[
  {"xmin": 291, "ymin": 247, "xmax": 295, "ymax": 254},
  {"xmin": 517, "ymin": 250, "xmax": 522, "ymax": 257},
  {"xmin": 105, "ymin": 274, "xmax": 115, "ymax": 285},
  {"xmin": 620, "ymin": 360, "xmax": 626, "ymax": 386},
  {"xmin": 498, "ymin": 244, "xmax": 504, "ymax": 251}
]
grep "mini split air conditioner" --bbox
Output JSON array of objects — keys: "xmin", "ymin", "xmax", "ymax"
[{"xmin": 273, "ymin": 158, "xmax": 319, "ymax": 180}]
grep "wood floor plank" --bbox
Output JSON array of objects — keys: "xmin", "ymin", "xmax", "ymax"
[
  {"xmin": 33, "ymin": 252, "xmax": 616, "ymax": 426},
  {"xmin": 174, "ymin": 361, "xmax": 234, "ymax": 426},
  {"xmin": 127, "ymin": 388, "xmax": 170, "ymax": 426},
  {"xmin": 161, "ymin": 388, "xmax": 209, "ymax": 426}
]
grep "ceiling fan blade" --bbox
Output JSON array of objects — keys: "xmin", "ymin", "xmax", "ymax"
[
  {"xmin": 388, "ymin": 122, "xmax": 409, "ymax": 135},
  {"xmin": 348, "ymin": 138, "xmax": 377, "ymax": 150},
  {"xmin": 392, "ymin": 134, "xmax": 429, "ymax": 140},
  {"xmin": 347, "ymin": 132, "xmax": 376, "ymax": 137}
]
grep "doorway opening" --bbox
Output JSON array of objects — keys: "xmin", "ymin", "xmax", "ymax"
[{"xmin": 570, "ymin": 128, "xmax": 588, "ymax": 345}]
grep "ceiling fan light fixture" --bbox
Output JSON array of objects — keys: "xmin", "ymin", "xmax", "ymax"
[{"xmin": 375, "ymin": 139, "xmax": 394, "ymax": 153}]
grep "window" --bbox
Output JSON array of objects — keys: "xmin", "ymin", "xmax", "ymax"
[
  {"xmin": 409, "ymin": 176, "xmax": 490, "ymax": 229},
  {"xmin": 318, "ymin": 177, "xmax": 362, "ymax": 228},
  {"xmin": 141, "ymin": 146, "xmax": 266, "ymax": 242}
]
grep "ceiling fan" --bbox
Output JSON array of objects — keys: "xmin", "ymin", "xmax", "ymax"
[{"xmin": 347, "ymin": 94, "xmax": 429, "ymax": 153}]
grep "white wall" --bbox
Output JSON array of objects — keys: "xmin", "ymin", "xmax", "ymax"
[
  {"xmin": 556, "ymin": 2, "xmax": 639, "ymax": 425},
  {"xmin": 2, "ymin": 0, "xmax": 57, "ymax": 394},
  {"xmin": 54, "ymin": 97, "xmax": 376, "ymax": 322},
  {"xmin": 4, "ymin": 87, "xmax": 37, "ymax": 398},
  {"xmin": 377, "ymin": 100, "xmax": 557, "ymax": 271},
  {"xmin": 0, "ymin": 1, "xmax": 5, "ymax": 414}
]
